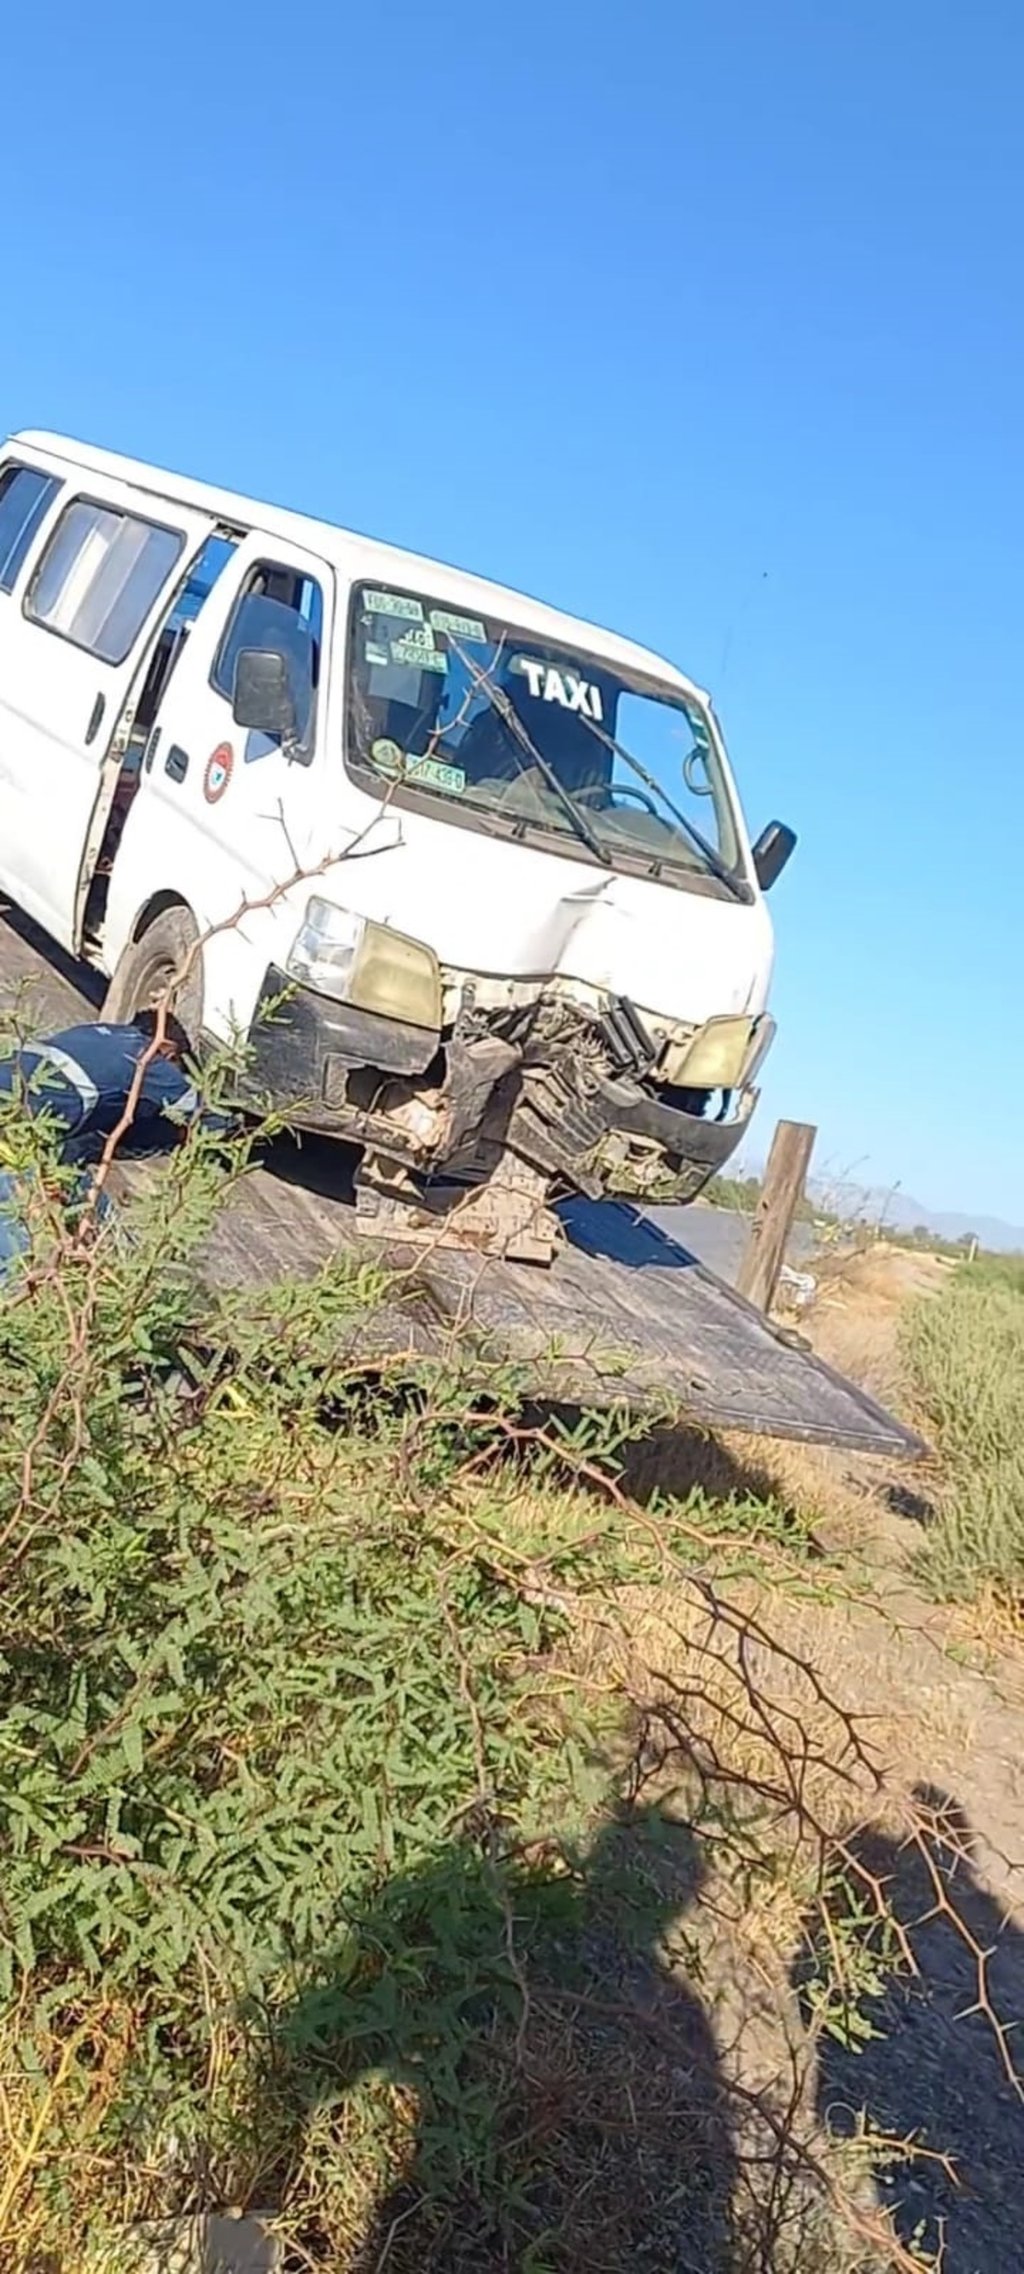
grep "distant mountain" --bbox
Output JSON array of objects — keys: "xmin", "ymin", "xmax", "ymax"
[
  {"xmin": 733, "ymin": 1158, "xmax": 1024, "ymax": 1254},
  {"xmin": 811, "ymin": 1180, "xmax": 1024, "ymax": 1255}
]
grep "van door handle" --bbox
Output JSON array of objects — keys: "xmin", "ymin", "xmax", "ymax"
[
  {"xmin": 85, "ymin": 692, "xmax": 106, "ymax": 746},
  {"xmin": 164, "ymin": 744, "xmax": 190, "ymax": 783}
]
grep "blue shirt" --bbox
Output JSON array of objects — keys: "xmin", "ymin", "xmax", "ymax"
[{"xmin": 0, "ymin": 1022, "xmax": 228, "ymax": 1163}]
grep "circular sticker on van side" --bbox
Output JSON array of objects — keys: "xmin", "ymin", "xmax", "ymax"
[{"xmin": 203, "ymin": 743, "xmax": 234, "ymax": 803}]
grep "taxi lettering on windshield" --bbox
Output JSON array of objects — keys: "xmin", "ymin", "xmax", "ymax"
[{"xmin": 511, "ymin": 657, "xmax": 604, "ymax": 722}]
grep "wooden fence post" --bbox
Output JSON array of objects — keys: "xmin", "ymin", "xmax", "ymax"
[{"xmin": 737, "ymin": 1120, "xmax": 817, "ymax": 1312}]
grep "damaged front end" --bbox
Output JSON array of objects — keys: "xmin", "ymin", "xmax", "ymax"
[
  {"xmin": 244, "ymin": 937, "xmax": 773, "ymax": 1261},
  {"xmin": 434, "ymin": 991, "xmax": 771, "ymax": 1203}
]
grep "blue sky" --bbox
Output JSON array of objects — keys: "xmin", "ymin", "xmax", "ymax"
[{"xmin": 2, "ymin": 0, "xmax": 1022, "ymax": 1220}]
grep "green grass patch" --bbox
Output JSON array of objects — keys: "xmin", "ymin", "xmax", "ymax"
[{"xmin": 902, "ymin": 1266, "xmax": 1024, "ymax": 1602}]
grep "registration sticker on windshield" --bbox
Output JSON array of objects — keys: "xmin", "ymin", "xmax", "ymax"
[
  {"xmin": 391, "ymin": 634, "xmax": 448, "ymax": 673},
  {"xmin": 369, "ymin": 742, "xmax": 464, "ymax": 794},
  {"xmin": 392, "ymin": 620, "xmax": 435, "ymax": 652},
  {"xmin": 364, "ymin": 640, "xmax": 390, "ymax": 667},
  {"xmin": 429, "ymin": 609, "xmax": 487, "ymax": 644},
  {"xmin": 364, "ymin": 590, "xmax": 424, "ymax": 622},
  {"xmin": 408, "ymin": 757, "xmax": 465, "ymax": 793}
]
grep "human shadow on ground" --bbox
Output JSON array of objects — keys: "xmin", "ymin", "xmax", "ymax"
[
  {"xmin": 797, "ymin": 1784, "xmax": 1024, "ymax": 2273},
  {"xmin": 261, "ymin": 1805, "xmax": 738, "ymax": 2273}
]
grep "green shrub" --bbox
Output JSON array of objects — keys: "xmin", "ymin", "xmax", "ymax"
[
  {"xmin": 0, "ymin": 1102, "xmax": 631, "ymax": 2253},
  {"xmin": 0, "ymin": 1083, "xmax": 919, "ymax": 2271},
  {"xmin": 3, "ymin": 1094, "xmax": 784, "ymax": 2266}
]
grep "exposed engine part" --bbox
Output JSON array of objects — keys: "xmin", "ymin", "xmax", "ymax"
[
  {"xmin": 596, "ymin": 994, "xmax": 657, "ymax": 1076},
  {"xmin": 504, "ymin": 1063, "xmax": 609, "ymax": 1196},
  {"xmin": 354, "ymin": 1143, "xmax": 559, "ymax": 1264},
  {"xmin": 346, "ymin": 1035, "xmax": 521, "ymax": 1163},
  {"xmin": 455, "ymin": 996, "xmax": 716, "ymax": 1200},
  {"xmin": 333, "ymin": 988, "xmax": 738, "ymax": 1259},
  {"xmin": 443, "ymin": 1034, "xmax": 521, "ymax": 1154}
]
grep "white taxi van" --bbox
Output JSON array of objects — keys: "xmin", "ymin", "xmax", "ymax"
[{"xmin": 0, "ymin": 432, "xmax": 794, "ymax": 1215}]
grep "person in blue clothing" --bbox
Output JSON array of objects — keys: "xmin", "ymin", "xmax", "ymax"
[
  {"xmin": 0, "ymin": 1012, "xmax": 232, "ymax": 1279},
  {"xmin": 0, "ymin": 1011, "xmax": 231, "ymax": 1162}
]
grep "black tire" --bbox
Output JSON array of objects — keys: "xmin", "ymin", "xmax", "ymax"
[{"xmin": 101, "ymin": 905, "xmax": 203, "ymax": 1041}]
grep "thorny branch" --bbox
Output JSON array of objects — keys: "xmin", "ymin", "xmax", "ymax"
[{"xmin": 376, "ymin": 1390, "xmax": 1024, "ymax": 2262}]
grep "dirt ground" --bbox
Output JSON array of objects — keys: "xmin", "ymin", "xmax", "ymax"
[
  {"xmin": 582, "ymin": 1243, "xmax": 1024, "ymax": 2268},
  {"xmin": 714, "ymin": 1248, "xmax": 1024, "ymax": 2272}
]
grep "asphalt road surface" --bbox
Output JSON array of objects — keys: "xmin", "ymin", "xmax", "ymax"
[{"xmin": 641, "ymin": 1202, "xmax": 817, "ymax": 1288}]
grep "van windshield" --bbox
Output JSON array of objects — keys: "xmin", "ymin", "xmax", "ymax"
[{"xmin": 346, "ymin": 586, "xmax": 743, "ymax": 888}]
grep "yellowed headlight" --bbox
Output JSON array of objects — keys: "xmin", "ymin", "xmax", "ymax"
[
  {"xmin": 348, "ymin": 921, "xmax": 442, "ymax": 1030},
  {"xmin": 671, "ymin": 1015, "xmax": 755, "ymax": 1090}
]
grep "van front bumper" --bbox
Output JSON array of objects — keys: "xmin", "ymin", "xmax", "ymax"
[
  {"xmin": 239, "ymin": 964, "xmax": 756, "ymax": 1199},
  {"xmin": 239, "ymin": 965, "xmax": 439, "ymax": 1127},
  {"xmin": 502, "ymin": 1062, "xmax": 757, "ymax": 1201}
]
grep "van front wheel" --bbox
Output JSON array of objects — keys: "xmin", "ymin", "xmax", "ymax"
[{"xmin": 101, "ymin": 906, "xmax": 203, "ymax": 1042}]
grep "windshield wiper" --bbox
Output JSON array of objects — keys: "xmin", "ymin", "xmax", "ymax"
[
  {"xmin": 572, "ymin": 710, "xmax": 746, "ymax": 899},
  {"xmin": 463, "ymin": 663, "xmax": 612, "ymax": 868}
]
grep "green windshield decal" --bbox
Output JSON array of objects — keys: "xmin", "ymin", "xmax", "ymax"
[
  {"xmin": 364, "ymin": 590, "xmax": 424, "ymax": 622},
  {"xmin": 410, "ymin": 756, "xmax": 465, "ymax": 793},
  {"xmin": 371, "ymin": 737, "xmax": 464, "ymax": 794},
  {"xmin": 391, "ymin": 635, "xmax": 448, "ymax": 673},
  {"xmin": 429, "ymin": 608, "xmax": 487, "ymax": 643}
]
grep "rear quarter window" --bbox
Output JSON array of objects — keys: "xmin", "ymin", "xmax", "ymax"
[
  {"xmin": 0, "ymin": 464, "xmax": 61, "ymax": 594},
  {"xmin": 25, "ymin": 498, "xmax": 184, "ymax": 664}
]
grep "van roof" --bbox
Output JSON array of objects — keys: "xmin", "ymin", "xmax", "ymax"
[{"xmin": 12, "ymin": 430, "xmax": 706, "ymax": 704}]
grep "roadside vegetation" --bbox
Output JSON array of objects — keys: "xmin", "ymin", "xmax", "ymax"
[
  {"xmin": 698, "ymin": 1172, "xmax": 1017, "ymax": 1273},
  {"xmin": 616, "ymin": 1158, "xmax": 992, "ymax": 1265},
  {"xmin": 0, "ymin": 1054, "xmax": 1019, "ymax": 2271},
  {"xmin": 903, "ymin": 1255, "xmax": 1024, "ymax": 1606}
]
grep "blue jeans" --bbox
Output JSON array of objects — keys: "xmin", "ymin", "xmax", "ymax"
[{"xmin": 0, "ymin": 1169, "xmax": 114, "ymax": 1283}]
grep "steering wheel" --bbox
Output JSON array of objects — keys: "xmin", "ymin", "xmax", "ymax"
[{"xmin": 573, "ymin": 782, "xmax": 662, "ymax": 818}]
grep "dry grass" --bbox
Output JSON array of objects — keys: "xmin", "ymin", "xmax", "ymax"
[{"xmin": 903, "ymin": 1268, "xmax": 1024, "ymax": 1604}]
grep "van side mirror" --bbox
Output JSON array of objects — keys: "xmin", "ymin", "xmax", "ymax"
[
  {"xmin": 232, "ymin": 648, "xmax": 298, "ymax": 741},
  {"xmin": 751, "ymin": 820, "xmax": 796, "ymax": 892}
]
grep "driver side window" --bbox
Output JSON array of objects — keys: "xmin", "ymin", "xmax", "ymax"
[
  {"xmin": 211, "ymin": 562, "xmax": 323, "ymax": 753},
  {"xmin": 613, "ymin": 689, "xmax": 734, "ymax": 863}
]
